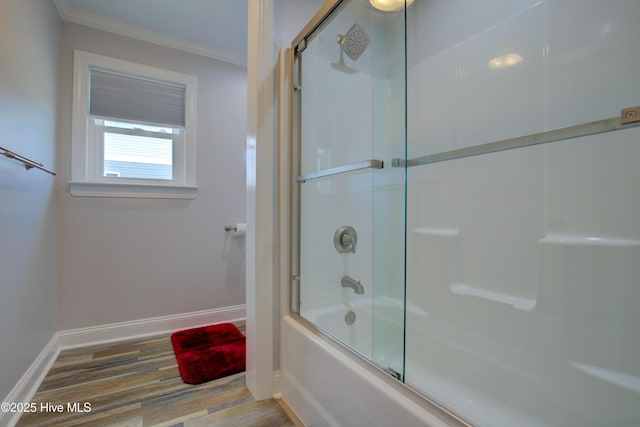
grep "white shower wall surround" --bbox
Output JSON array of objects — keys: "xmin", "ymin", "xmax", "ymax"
[
  {"xmin": 287, "ymin": 0, "xmax": 640, "ymax": 426},
  {"xmin": 299, "ymin": 53, "xmax": 374, "ymax": 312},
  {"xmin": 408, "ymin": 0, "xmax": 640, "ymax": 425}
]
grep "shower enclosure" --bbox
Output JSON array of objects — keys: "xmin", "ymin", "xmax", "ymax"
[
  {"xmin": 291, "ymin": 0, "xmax": 406, "ymax": 376},
  {"xmin": 289, "ymin": 1, "xmax": 640, "ymax": 425}
]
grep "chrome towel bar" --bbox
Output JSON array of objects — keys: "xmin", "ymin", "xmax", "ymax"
[
  {"xmin": 393, "ymin": 106, "xmax": 640, "ymax": 168},
  {"xmin": 1, "ymin": 145, "xmax": 56, "ymax": 175},
  {"xmin": 296, "ymin": 159, "xmax": 383, "ymax": 183}
]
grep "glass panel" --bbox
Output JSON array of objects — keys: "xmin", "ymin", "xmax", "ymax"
[
  {"xmin": 103, "ymin": 129, "xmax": 173, "ymax": 180},
  {"xmin": 296, "ymin": 0, "xmax": 406, "ymax": 373},
  {"xmin": 405, "ymin": 1, "xmax": 640, "ymax": 426},
  {"xmin": 371, "ymin": 7, "xmax": 406, "ymax": 378}
]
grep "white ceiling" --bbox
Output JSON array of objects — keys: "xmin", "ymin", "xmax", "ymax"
[{"xmin": 53, "ymin": 0, "xmax": 249, "ymax": 66}]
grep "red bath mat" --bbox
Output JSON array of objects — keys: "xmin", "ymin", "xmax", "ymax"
[{"xmin": 171, "ymin": 323, "xmax": 246, "ymax": 385}]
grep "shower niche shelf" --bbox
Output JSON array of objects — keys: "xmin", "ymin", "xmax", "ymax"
[
  {"xmin": 413, "ymin": 227, "xmax": 538, "ymax": 311},
  {"xmin": 539, "ymin": 234, "xmax": 640, "ymax": 247},
  {"xmin": 450, "ymin": 283, "xmax": 536, "ymax": 311},
  {"xmin": 413, "ymin": 227, "xmax": 459, "ymax": 237}
]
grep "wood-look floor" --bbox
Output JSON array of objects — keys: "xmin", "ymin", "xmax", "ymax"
[{"xmin": 16, "ymin": 323, "xmax": 298, "ymax": 427}]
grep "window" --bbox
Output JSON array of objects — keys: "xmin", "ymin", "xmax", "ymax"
[
  {"xmin": 70, "ymin": 50, "xmax": 198, "ymax": 198},
  {"xmin": 100, "ymin": 120, "xmax": 176, "ymax": 180}
]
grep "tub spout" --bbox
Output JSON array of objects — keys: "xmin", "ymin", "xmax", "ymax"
[{"xmin": 341, "ymin": 275, "xmax": 364, "ymax": 294}]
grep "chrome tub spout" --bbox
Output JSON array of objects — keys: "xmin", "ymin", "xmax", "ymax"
[{"xmin": 341, "ymin": 275, "xmax": 364, "ymax": 294}]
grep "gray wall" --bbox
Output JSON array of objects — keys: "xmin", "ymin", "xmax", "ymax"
[
  {"xmin": 274, "ymin": 0, "xmax": 326, "ymax": 48},
  {"xmin": 0, "ymin": 0, "xmax": 60, "ymax": 400},
  {"xmin": 57, "ymin": 23, "xmax": 248, "ymax": 329}
]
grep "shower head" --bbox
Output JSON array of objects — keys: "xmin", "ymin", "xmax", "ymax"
[
  {"xmin": 331, "ymin": 49, "xmax": 358, "ymax": 74},
  {"xmin": 337, "ymin": 23, "xmax": 370, "ymax": 61}
]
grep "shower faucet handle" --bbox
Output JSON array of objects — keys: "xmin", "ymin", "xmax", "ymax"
[{"xmin": 334, "ymin": 226, "xmax": 357, "ymax": 254}]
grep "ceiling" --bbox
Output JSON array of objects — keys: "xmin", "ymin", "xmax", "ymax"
[{"xmin": 53, "ymin": 0, "xmax": 249, "ymax": 66}]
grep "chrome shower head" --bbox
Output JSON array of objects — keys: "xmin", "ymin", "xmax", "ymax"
[{"xmin": 337, "ymin": 23, "xmax": 370, "ymax": 61}]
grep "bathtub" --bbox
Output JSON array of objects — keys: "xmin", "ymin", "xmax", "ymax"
[
  {"xmin": 280, "ymin": 298, "xmax": 463, "ymax": 427},
  {"xmin": 293, "ymin": 297, "xmax": 530, "ymax": 426},
  {"xmin": 287, "ymin": 294, "xmax": 640, "ymax": 427},
  {"xmin": 300, "ymin": 296, "xmax": 422, "ymax": 375}
]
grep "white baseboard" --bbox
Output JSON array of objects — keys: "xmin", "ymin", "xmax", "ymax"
[
  {"xmin": 57, "ymin": 304, "xmax": 246, "ymax": 349},
  {"xmin": 0, "ymin": 335, "xmax": 60, "ymax": 427},
  {"xmin": 1, "ymin": 305, "xmax": 246, "ymax": 427}
]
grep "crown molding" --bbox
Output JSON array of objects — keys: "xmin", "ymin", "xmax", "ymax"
[{"xmin": 52, "ymin": 0, "xmax": 247, "ymax": 67}]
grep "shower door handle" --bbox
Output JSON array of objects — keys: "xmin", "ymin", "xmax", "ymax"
[{"xmin": 296, "ymin": 159, "xmax": 383, "ymax": 183}]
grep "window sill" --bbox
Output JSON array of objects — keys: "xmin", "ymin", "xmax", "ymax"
[{"xmin": 68, "ymin": 181, "xmax": 198, "ymax": 199}]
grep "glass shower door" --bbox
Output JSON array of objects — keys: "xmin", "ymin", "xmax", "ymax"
[
  {"xmin": 404, "ymin": 1, "xmax": 640, "ymax": 425},
  {"xmin": 292, "ymin": 0, "xmax": 406, "ymax": 376}
]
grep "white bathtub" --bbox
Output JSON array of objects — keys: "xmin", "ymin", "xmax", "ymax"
[
  {"xmin": 280, "ymin": 314, "xmax": 460, "ymax": 427},
  {"xmin": 281, "ymin": 297, "xmax": 463, "ymax": 427},
  {"xmin": 301, "ymin": 296, "xmax": 422, "ymax": 374},
  {"xmin": 291, "ymin": 294, "xmax": 640, "ymax": 427},
  {"xmin": 296, "ymin": 297, "xmax": 532, "ymax": 426}
]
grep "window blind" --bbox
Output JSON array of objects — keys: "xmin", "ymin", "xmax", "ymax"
[{"xmin": 90, "ymin": 69, "xmax": 186, "ymax": 127}]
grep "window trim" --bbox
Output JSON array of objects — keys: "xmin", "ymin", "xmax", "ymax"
[{"xmin": 70, "ymin": 50, "xmax": 198, "ymax": 199}]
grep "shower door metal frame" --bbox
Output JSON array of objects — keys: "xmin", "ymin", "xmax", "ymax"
[
  {"xmin": 291, "ymin": 0, "xmax": 346, "ymax": 57},
  {"xmin": 289, "ymin": 0, "xmax": 347, "ymax": 316},
  {"xmin": 289, "ymin": 44, "xmax": 301, "ymax": 316}
]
